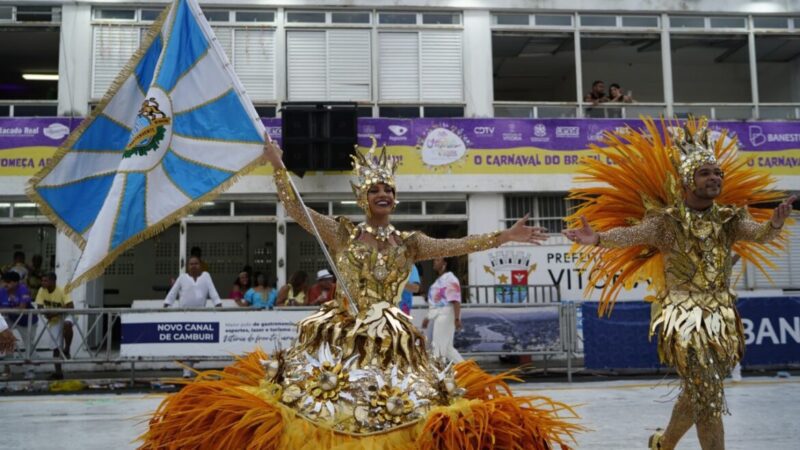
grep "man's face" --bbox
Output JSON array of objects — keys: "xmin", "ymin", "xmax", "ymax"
[
  {"xmin": 692, "ymin": 163, "xmax": 724, "ymax": 199},
  {"xmin": 42, "ymin": 276, "xmax": 55, "ymax": 291},
  {"xmin": 610, "ymin": 86, "xmax": 620, "ymax": 97},
  {"xmin": 593, "ymin": 82, "xmax": 605, "ymax": 95},
  {"xmin": 320, "ymin": 278, "xmax": 333, "ymax": 289},
  {"xmin": 188, "ymin": 257, "xmax": 201, "ymax": 276},
  {"xmin": 5, "ymin": 280, "xmax": 17, "ymax": 292}
]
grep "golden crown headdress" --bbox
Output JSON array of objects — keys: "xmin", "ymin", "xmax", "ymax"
[
  {"xmin": 350, "ymin": 136, "xmax": 397, "ymax": 215},
  {"xmin": 670, "ymin": 117, "xmax": 719, "ymax": 190}
]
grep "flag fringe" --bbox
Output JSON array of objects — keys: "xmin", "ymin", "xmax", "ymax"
[{"xmin": 25, "ymin": 5, "xmax": 174, "ymax": 250}]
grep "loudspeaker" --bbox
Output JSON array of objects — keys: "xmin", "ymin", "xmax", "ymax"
[{"xmin": 281, "ymin": 102, "xmax": 358, "ymax": 176}]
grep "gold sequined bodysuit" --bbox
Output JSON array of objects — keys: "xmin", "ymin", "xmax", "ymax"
[
  {"xmin": 598, "ymin": 202, "xmax": 782, "ymax": 417},
  {"xmin": 273, "ymin": 168, "xmax": 501, "ymax": 434}
]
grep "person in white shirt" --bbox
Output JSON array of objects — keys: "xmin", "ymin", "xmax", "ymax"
[
  {"xmin": 164, "ymin": 256, "xmax": 222, "ymax": 308},
  {"xmin": 163, "ymin": 255, "xmax": 221, "ymax": 378},
  {"xmin": 0, "ymin": 315, "xmax": 15, "ymax": 354}
]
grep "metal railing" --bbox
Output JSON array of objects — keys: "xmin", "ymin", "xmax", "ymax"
[
  {"xmin": 495, "ymin": 101, "xmax": 800, "ymax": 120},
  {"xmin": 1, "ymin": 297, "xmax": 580, "ymax": 381},
  {"xmin": 462, "ymin": 284, "xmax": 560, "ymax": 304}
]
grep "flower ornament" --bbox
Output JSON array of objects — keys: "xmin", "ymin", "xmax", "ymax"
[{"xmin": 367, "ymin": 365, "xmax": 426, "ymax": 428}]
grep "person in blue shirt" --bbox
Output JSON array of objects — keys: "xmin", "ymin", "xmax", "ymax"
[
  {"xmin": 398, "ymin": 264, "xmax": 420, "ymax": 316},
  {"xmin": 239, "ymin": 272, "xmax": 277, "ymax": 309},
  {"xmin": 0, "ymin": 271, "xmax": 37, "ymax": 379}
]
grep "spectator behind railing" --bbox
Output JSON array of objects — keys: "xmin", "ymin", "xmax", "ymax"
[
  {"xmin": 276, "ymin": 270, "xmax": 308, "ymax": 306},
  {"xmin": 307, "ymin": 269, "xmax": 336, "ymax": 306},
  {"xmin": 229, "ymin": 270, "xmax": 251, "ymax": 304},
  {"xmin": 237, "ymin": 272, "xmax": 277, "ymax": 309},
  {"xmin": 0, "ymin": 271, "xmax": 37, "ymax": 380},
  {"xmin": 35, "ymin": 271, "xmax": 74, "ymax": 380}
]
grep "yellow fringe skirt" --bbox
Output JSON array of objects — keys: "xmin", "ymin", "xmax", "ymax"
[{"xmin": 140, "ymin": 351, "xmax": 582, "ymax": 450}]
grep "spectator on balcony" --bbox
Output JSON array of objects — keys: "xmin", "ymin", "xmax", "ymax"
[
  {"xmin": 35, "ymin": 272, "xmax": 73, "ymax": 380},
  {"xmin": 584, "ymin": 80, "xmax": 609, "ymax": 105},
  {"xmin": 276, "ymin": 270, "xmax": 308, "ymax": 306},
  {"xmin": 422, "ymin": 257, "xmax": 464, "ymax": 363},
  {"xmin": 307, "ymin": 269, "xmax": 336, "ymax": 306},
  {"xmin": 3, "ymin": 251, "xmax": 30, "ymax": 283},
  {"xmin": 229, "ymin": 270, "xmax": 251, "ymax": 303},
  {"xmin": 164, "ymin": 256, "xmax": 222, "ymax": 309},
  {"xmin": 189, "ymin": 246, "xmax": 210, "ymax": 273},
  {"xmin": 608, "ymin": 83, "xmax": 634, "ymax": 103},
  {"xmin": 238, "ymin": 272, "xmax": 277, "ymax": 309},
  {"xmin": 0, "ymin": 271, "xmax": 37, "ymax": 380}
]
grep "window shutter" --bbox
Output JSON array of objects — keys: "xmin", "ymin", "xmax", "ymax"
[
  {"xmin": 378, "ymin": 32, "xmax": 419, "ymax": 102},
  {"xmin": 92, "ymin": 25, "xmax": 140, "ymax": 99},
  {"xmin": 420, "ymin": 30, "xmax": 463, "ymax": 102},
  {"xmin": 751, "ymin": 220, "xmax": 798, "ymax": 288},
  {"xmin": 212, "ymin": 26, "xmax": 233, "ymax": 60},
  {"xmin": 286, "ymin": 30, "xmax": 327, "ymax": 100},
  {"xmin": 327, "ymin": 29, "xmax": 371, "ymax": 101},
  {"xmin": 233, "ymin": 29, "xmax": 275, "ymax": 101}
]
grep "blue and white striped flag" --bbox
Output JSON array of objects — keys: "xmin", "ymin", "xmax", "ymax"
[{"xmin": 27, "ymin": 0, "xmax": 265, "ymax": 290}]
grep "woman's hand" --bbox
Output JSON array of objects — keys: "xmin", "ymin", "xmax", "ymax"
[
  {"xmin": 261, "ymin": 134, "xmax": 285, "ymax": 169},
  {"xmin": 770, "ymin": 195, "xmax": 796, "ymax": 228},
  {"xmin": 502, "ymin": 213, "xmax": 548, "ymax": 245},
  {"xmin": 454, "ymin": 317, "xmax": 462, "ymax": 330}
]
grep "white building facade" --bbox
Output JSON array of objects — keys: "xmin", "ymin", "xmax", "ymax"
[{"xmin": 0, "ymin": 0, "xmax": 799, "ymax": 307}]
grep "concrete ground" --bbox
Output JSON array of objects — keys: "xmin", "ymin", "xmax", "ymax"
[{"xmin": 0, "ymin": 376, "xmax": 797, "ymax": 449}]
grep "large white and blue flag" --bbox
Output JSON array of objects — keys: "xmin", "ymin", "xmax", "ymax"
[{"xmin": 27, "ymin": 0, "xmax": 265, "ymax": 290}]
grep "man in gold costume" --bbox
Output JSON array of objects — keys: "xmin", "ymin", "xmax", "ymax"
[{"xmin": 563, "ymin": 118, "xmax": 795, "ymax": 450}]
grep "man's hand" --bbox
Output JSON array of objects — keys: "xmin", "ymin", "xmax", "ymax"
[
  {"xmin": 562, "ymin": 215, "xmax": 600, "ymax": 245},
  {"xmin": 421, "ymin": 318, "xmax": 429, "ymax": 329},
  {"xmin": 770, "ymin": 195, "xmax": 796, "ymax": 228},
  {"xmin": 454, "ymin": 317, "xmax": 462, "ymax": 330},
  {"xmin": 0, "ymin": 329, "xmax": 16, "ymax": 353}
]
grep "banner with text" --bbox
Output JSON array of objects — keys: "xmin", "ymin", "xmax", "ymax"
[
  {"xmin": 3, "ymin": 117, "xmax": 800, "ymax": 177},
  {"xmin": 582, "ymin": 297, "xmax": 800, "ymax": 369}
]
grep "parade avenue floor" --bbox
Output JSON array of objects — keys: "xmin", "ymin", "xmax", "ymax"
[{"xmin": 0, "ymin": 376, "xmax": 797, "ymax": 449}]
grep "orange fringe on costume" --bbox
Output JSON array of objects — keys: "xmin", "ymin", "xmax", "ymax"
[
  {"xmin": 566, "ymin": 116, "xmax": 791, "ymax": 316},
  {"xmin": 140, "ymin": 353, "xmax": 582, "ymax": 450}
]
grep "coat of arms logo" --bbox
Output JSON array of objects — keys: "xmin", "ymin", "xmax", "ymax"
[{"xmin": 124, "ymin": 97, "xmax": 172, "ymax": 159}]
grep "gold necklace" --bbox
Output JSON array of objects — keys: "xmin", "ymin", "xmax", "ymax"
[{"xmin": 358, "ymin": 222, "xmax": 398, "ymax": 243}]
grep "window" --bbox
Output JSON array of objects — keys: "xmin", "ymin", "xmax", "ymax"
[
  {"xmin": 193, "ymin": 202, "xmax": 230, "ymax": 217},
  {"xmin": 378, "ymin": 31, "xmax": 463, "ymax": 102},
  {"xmin": 255, "ymin": 106, "xmax": 277, "ymax": 117},
  {"xmin": 709, "ymin": 17, "xmax": 746, "ymax": 29},
  {"xmin": 13, "ymin": 105, "xmax": 58, "ymax": 117},
  {"xmin": 379, "ymin": 12, "xmax": 417, "ymax": 25},
  {"xmin": 670, "ymin": 16, "xmax": 704, "ymax": 28},
  {"xmin": 670, "ymin": 35, "xmax": 751, "ymax": 103},
  {"xmin": 0, "ymin": 105, "xmax": 9, "ymax": 117},
  {"xmin": 580, "ymin": 15, "xmax": 616, "ymax": 27},
  {"xmin": 0, "ymin": 6, "xmax": 13, "ymax": 21},
  {"xmin": 755, "ymin": 35, "xmax": 800, "ymax": 103},
  {"xmin": 236, "ymin": 11, "xmax": 275, "ymax": 23},
  {"xmin": 233, "ymin": 29, "xmax": 276, "ymax": 101},
  {"xmin": 424, "ymin": 106, "xmax": 464, "ymax": 117},
  {"xmin": 204, "ymin": 10, "xmax": 230, "ymax": 22},
  {"xmin": 331, "ymin": 12, "xmax": 371, "ymax": 24},
  {"xmin": 287, "ymin": 29, "xmax": 371, "ymax": 101},
  {"xmin": 286, "ymin": 11, "xmax": 326, "ymax": 23},
  {"xmin": 535, "ymin": 15, "xmax": 572, "ymax": 27},
  {"xmin": 492, "ymin": 33, "xmax": 575, "ymax": 102},
  {"xmin": 494, "ymin": 14, "xmax": 529, "ymax": 26},
  {"xmin": 92, "ymin": 25, "xmax": 140, "ymax": 98},
  {"xmin": 140, "ymin": 9, "xmax": 161, "ymax": 21},
  {"xmin": 504, "ymin": 195, "xmax": 573, "ymax": 233},
  {"xmin": 95, "ymin": 9, "xmax": 136, "ymax": 20},
  {"xmin": 378, "ymin": 106, "xmax": 420, "ymax": 118},
  {"xmin": 426, "ymin": 201, "xmax": 466, "ymax": 215},
  {"xmin": 233, "ymin": 201, "xmax": 276, "ymax": 216},
  {"xmin": 622, "ymin": 16, "xmax": 658, "ymax": 28},
  {"xmin": 753, "ymin": 17, "xmax": 789, "ymax": 29},
  {"xmin": 16, "ymin": 6, "xmax": 56, "ymax": 22},
  {"xmin": 422, "ymin": 13, "xmax": 460, "ymax": 25}
]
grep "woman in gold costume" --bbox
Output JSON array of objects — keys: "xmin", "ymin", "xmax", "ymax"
[
  {"xmin": 562, "ymin": 117, "xmax": 795, "ymax": 450},
  {"xmin": 141, "ymin": 138, "xmax": 582, "ymax": 450}
]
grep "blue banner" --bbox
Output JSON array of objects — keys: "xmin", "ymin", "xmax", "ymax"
[
  {"xmin": 122, "ymin": 321, "xmax": 220, "ymax": 344},
  {"xmin": 582, "ymin": 297, "xmax": 800, "ymax": 369}
]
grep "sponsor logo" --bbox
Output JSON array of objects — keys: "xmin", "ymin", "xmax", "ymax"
[
  {"xmin": 502, "ymin": 122, "xmax": 522, "ymax": 142},
  {"xmin": 388, "ymin": 125, "xmax": 408, "ymax": 137},
  {"xmin": 44, "ymin": 123, "xmax": 70, "ymax": 140},
  {"xmin": 748, "ymin": 125, "xmax": 800, "ymax": 146},
  {"xmin": 473, "ymin": 126, "xmax": 495, "ymax": 136},
  {"xmin": 417, "ymin": 124, "xmax": 471, "ymax": 168},
  {"xmin": 0, "ymin": 126, "xmax": 40, "ymax": 137},
  {"xmin": 534, "ymin": 124, "xmax": 547, "ymax": 137},
  {"xmin": 555, "ymin": 126, "xmax": 580, "ymax": 138},
  {"xmin": 265, "ymin": 126, "xmax": 282, "ymax": 137}
]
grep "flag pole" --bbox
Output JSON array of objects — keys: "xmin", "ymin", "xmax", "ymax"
[{"xmin": 267, "ymin": 136, "xmax": 360, "ymax": 317}]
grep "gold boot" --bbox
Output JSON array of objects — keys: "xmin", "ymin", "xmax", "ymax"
[{"xmin": 648, "ymin": 428, "xmax": 664, "ymax": 449}]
